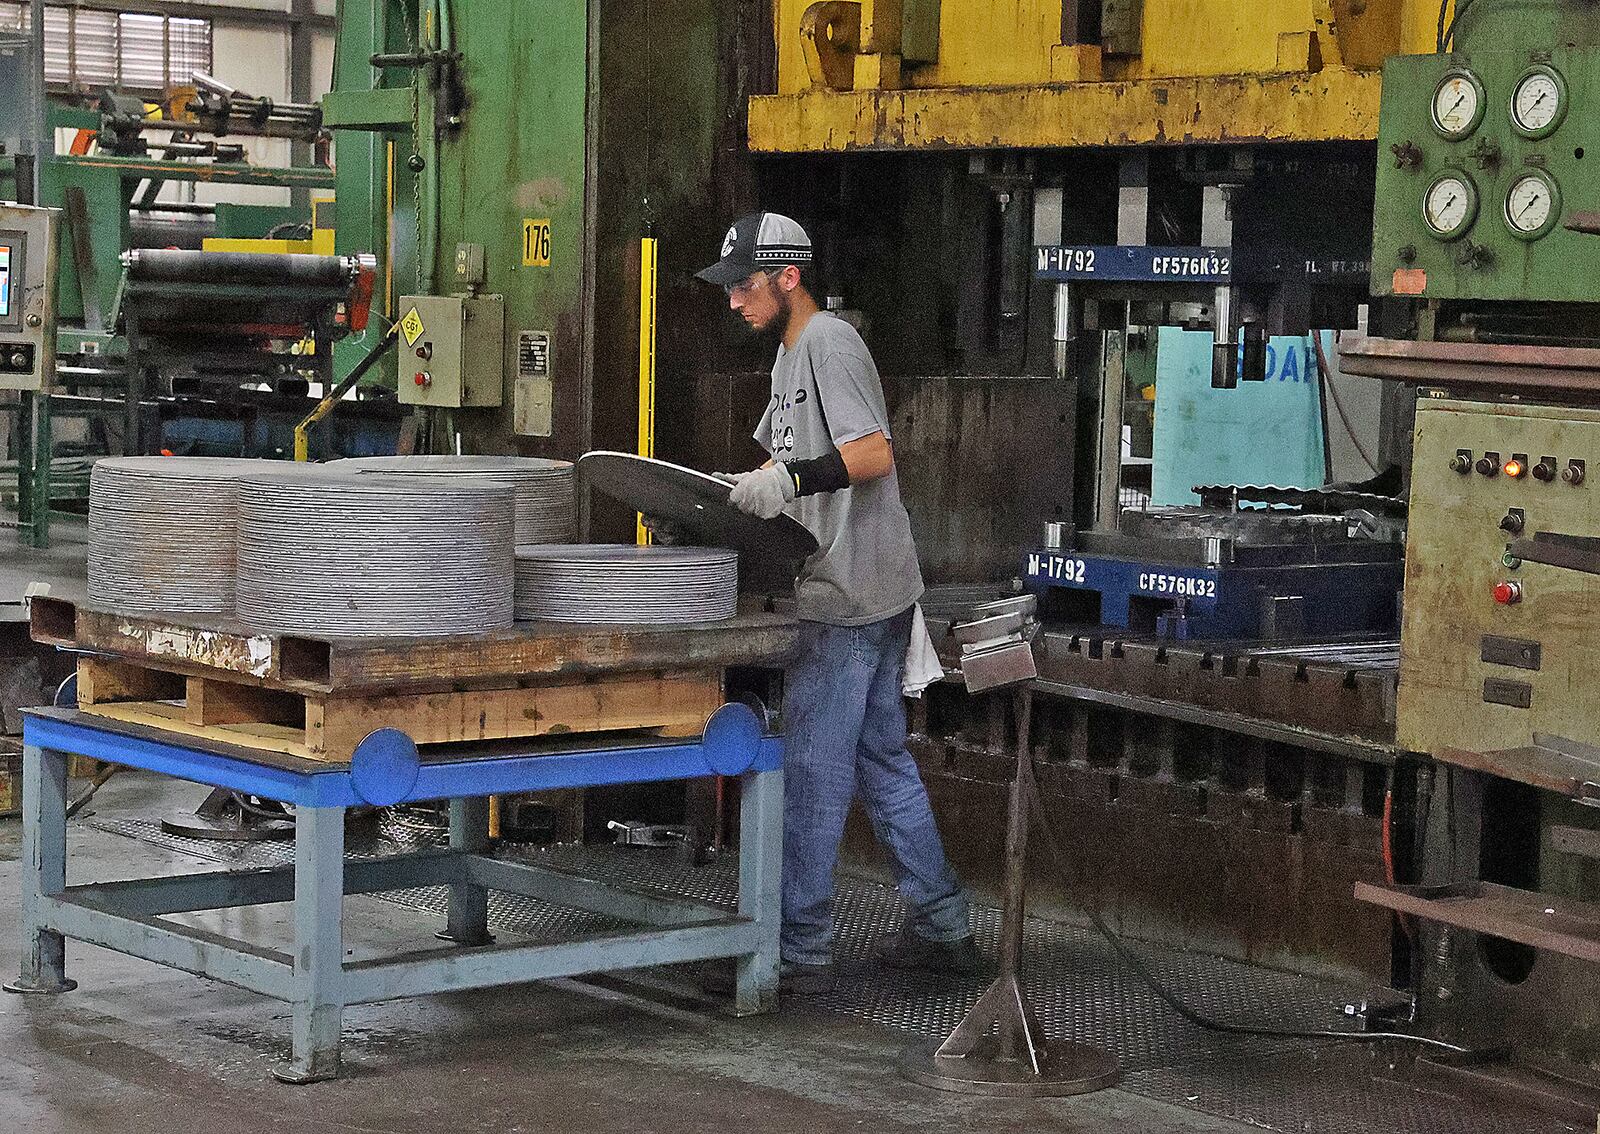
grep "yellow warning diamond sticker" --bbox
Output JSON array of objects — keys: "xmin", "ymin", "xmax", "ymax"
[{"xmin": 399, "ymin": 307, "xmax": 426, "ymax": 347}]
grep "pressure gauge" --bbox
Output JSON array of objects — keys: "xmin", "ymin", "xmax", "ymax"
[
  {"xmin": 1432, "ymin": 69, "xmax": 1486, "ymax": 140},
  {"xmin": 1504, "ymin": 170, "xmax": 1561, "ymax": 240},
  {"xmin": 1511, "ymin": 65, "xmax": 1567, "ymax": 138},
  {"xmin": 1423, "ymin": 171, "xmax": 1479, "ymax": 240}
]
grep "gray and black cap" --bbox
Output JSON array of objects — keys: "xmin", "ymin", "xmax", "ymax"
[{"xmin": 695, "ymin": 212, "xmax": 813, "ymax": 287}]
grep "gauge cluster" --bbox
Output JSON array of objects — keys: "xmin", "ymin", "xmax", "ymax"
[
  {"xmin": 1371, "ymin": 47, "xmax": 1599, "ymax": 302},
  {"xmin": 1419, "ymin": 60, "xmax": 1572, "ymax": 246}
]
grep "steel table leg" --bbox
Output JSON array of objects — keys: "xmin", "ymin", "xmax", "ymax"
[
  {"xmin": 275, "ymin": 805, "xmax": 346, "ymax": 1083},
  {"xmin": 734, "ymin": 766, "xmax": 782, "ymax": 1015},
  {"xmin": 441, "ymin": 796, "xmax": 493, "ymax": 946},
  {"xmin": 5, "ymin": 744, "xmax": 76, "ymax": 995}
]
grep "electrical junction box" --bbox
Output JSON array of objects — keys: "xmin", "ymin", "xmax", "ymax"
[
  {"xmin": 0, "ymin": 203, "xmax": 61, "ymax": 393},
  {"xmin": 396, "ymin": 294, "xmax": 504, "ymax": 408},
  {"xmin": 1399, "ymin": 397, "xmax": 1600, "ymax": 758}
]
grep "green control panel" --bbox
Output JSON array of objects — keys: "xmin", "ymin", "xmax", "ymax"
[
  {"xmin": 1372, "ymin": 47, "xmax": 1600, "ymax": 303},
  {"xmin": 395, "ymin": 294, "xmax": 505, "ymax": 409},
  {"xmin": 1399, "ymin": 398, "xmax": 1600, "ymax": 757}
]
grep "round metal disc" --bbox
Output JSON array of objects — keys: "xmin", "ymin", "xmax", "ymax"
[
  {"xmin": 236, "ymin": 471, "xmax": 515, "ymax": 638},
  {"xmin": 160, "ymin": 812, "xmax": 295, "ymax": 842},
  {"xmin": 898, "ymin": 1039, "xmax": 1121, "ymax": 1097},
  {"xmin": 514, "ymin": 543, "xmax": 739, "ymax": 625},
  {"xmin": 335, "ymin": 455, "xmax": 575, "ymax": 544},
  {"xmin": 88, "ymin": 456, "xmax": 319, "ymax": 614},
  {"xmin": 577, "ymin": 451, "xmax": 818, "ymax": 563}
]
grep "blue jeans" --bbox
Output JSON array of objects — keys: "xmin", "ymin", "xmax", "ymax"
[{"xmin": 780, "ymin": 606, "xmax": 970, "ymax": 965}]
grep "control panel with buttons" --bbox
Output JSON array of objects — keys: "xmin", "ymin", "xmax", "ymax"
[
  {"xmin": 0, "ymin": 204, "xmax": 61, "ymax": 393},
  {"xmin": 1401, "ymin": 397, "xmax": 1600, "ymax": 757},
  {"xmin": 394, "ymin": 293, "xmax": 505, "ymax": 408}
]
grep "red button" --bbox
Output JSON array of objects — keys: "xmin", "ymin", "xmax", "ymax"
[
  {"xmin": 414, "ymin": 372, "xmax": 431, "ymax": 386},
  {"xmin": 1493, "ymin": 581, "xmax": 1522, "ymax": 605}
]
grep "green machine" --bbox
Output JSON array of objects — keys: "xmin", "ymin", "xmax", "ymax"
[
  {"xmin": 1345, "ymin": 0, "xmax": 1600, "ymax": 1068},
  {"xmin": 1371, "ymin": 25, "xmax": 1600, "ymax": 310},
  {"xmin": 0, "ymin": 44, "xmax": 341, "ymax": 544},
  {"xmin": 1362, "ymin": 1, "xmax": 1600, "ymax": 759},
  {"xmin": 321, "ymin": 0, "xmax": 732, "ymax": 474}
]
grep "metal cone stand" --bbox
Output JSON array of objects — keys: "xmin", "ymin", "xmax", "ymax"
[{"xmin": 900, "ymin": 599, "xmax": 1120, "ymax": 1097}]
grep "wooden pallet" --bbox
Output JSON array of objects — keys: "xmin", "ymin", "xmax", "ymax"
[
  {"xmin": 31, "ymin": 596, "xmax": 798, "ymax": 694},
  {"xmin": 75, "ymin": 655, "xmax": 726, "ymax": 763}
]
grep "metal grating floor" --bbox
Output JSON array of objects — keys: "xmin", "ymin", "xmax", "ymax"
[{"xmin": 91, "ymin": 815, "xmax": 1578, "ymax": 1134}]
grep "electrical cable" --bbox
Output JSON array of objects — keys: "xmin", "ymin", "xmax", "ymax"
[
  {"xmin": 1314, "ymin": 331, "xmax": 1381, "ymax": 475},
  {"xmin": 1018, "ymin": 746, "xmax": 1468, "ymax": 1053},
  {"xmin": 1382, "ymin": 781, "xmax": 1417, "ymax": 944},
  {"xmin": 1439, "ymin": 0, "xmax": 1479, "ymax": 51}
]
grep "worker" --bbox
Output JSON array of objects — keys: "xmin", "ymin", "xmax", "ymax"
[{"xmin": 694, "ymin": 213, "xmax": 979, "ymax": 995}]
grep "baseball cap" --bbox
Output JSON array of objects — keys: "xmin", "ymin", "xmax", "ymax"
[{"xmin": 695, "ymin": 212, "xmax": 813, "ymax": 287}]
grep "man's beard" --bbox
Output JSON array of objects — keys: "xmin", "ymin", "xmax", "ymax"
[{"xmin": 753, "ymin": 289, "xmax": 793, "ymax": 339}]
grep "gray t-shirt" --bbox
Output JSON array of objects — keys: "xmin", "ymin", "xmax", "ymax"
[{"xmin": 756, "ymin": 313, "xmax": 924, "ymax": 626}]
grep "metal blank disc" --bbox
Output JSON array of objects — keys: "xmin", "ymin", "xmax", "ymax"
[
  {"xmin": 236, "ymin": 471, "xmax": 515, "ymax": 638},
  {"xmin": 88, "ymin": 456, "xmax": 313, "ymax": 614},
  {"xmin": 577, "ymin": 451, "xmax": 818, "ymax": 563},
  {"xmin": 514, "ymin": 544, "xmax": 739, "ymax": 625},
  {"xmin": 334, "ymin": 455, "xmax": 576, "ymax": 544}
]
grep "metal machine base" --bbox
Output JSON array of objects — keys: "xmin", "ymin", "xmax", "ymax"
[
  {"xmin": 161, "ymin": 787, "xmax": 296, "ymax": 842},
  {"xmin": 2, "ymin": 977, "xmax": 78, "ymax": 995},
  {"xmin": 900, "ymin": 1036, "xmax": 1122, "ymax": 1097},
  {"xmin": 899, "ymin": 970, "xmax": 1120, "ymax": 1097}
]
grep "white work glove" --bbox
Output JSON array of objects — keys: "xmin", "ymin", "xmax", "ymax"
[{"xmin": 726, "ymin": 463, "xmax": 796, "ymax": 520}]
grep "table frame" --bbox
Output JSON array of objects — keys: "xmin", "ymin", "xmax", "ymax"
[{"xmin": 7, "ymin": 706, "xmax": 784, "ymax": 1082}]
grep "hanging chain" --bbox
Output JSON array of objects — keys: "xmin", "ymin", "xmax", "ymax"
[{"xmin": 396, "ymin": 0, "xmax": 423, "ymax": 294}]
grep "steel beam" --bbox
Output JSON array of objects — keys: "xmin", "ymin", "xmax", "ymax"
[
  {"xmin": 464, "ymin": 856, "xmax": 731, "ymax": 927},
  {"xmin": 444, "ymin": 797, "xmax": 493, "ymax": 946},
  {"xmin": 735, "ymin": 767, "xmax": 783, "ymax": 1015},
  {"xmin": 55, "ymin": 156, "xmax": 335, "ymax": 190},
  {"xmin": 340, "ymin": 921, "xmax": 761, "ymax": 1006},
  {"xmin": 748, "ymin": 67, "xmax": 1383, "ymax": 152},
  {"xmin": 61, "ymin": 850, "xmax": 464, "ymax": 916},
  {"xmin": 282, "ymin": 805, "xmax": 345, "ymax": 1083},
  {"xmin": 1032, "ymin": 677, "xmax": 1396, "ymax": 763},
  {"xmin": 39, "ymin": 896, "xmax": 293, "ymax": 998},
  {"xmin": 5, "ymin": 745, "xmax": 73, "ymax": 993}
]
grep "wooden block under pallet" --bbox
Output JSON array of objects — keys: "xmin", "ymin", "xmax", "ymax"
[{"xmin": 75, "ymin": 656, "xmax": 725, "ymax": 763}]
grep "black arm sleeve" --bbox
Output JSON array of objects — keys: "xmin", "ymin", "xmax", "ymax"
[{"xmin": 786, "ymin": 448, "xmax": 851, "ymax": 498}]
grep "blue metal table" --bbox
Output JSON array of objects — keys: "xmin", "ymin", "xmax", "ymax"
[{"xmin": 7, "ymin": 703, "xmax": 784, "ymax": 1082}]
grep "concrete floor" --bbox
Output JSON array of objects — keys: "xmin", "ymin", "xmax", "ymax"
[
  {"xmin": 0, "ymin": 516, "xmax": 87, "ymax": 620},
  {"xmin": 0, "ymin": 773, "xmax": 1253, "ymax": 1134}
]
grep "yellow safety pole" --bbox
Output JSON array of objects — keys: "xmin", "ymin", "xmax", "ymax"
[{"xmin": 636, "ymin": 236, "xmax": 659, "ymax": 545}]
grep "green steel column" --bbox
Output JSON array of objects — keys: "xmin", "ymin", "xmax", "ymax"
[
  {"xmin": 330, "ymin": 0, "xmax": 413, "ymax": 387},
  {"xmin": 433, "ymin": 0, "xmax": 591, "ymax": 453}
]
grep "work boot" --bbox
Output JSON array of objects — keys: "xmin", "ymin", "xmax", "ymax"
[
  {"xmin": 779, "ymin": 960, "xmax": 838, "ymax": 996},
  {"xmin": 872, "ymin": 927, "xmax": 986, "ymax": 975},
  {"xmin": 699, "ymin": 959, "xmax": 838, "ymax": 997}
]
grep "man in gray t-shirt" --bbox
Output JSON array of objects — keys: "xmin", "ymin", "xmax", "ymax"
[{"xmin": 696, "ymin": 212, "xmax": 975, "ymax": 995}]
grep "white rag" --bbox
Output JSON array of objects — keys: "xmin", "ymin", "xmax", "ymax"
[{"xmin": 902, "ymin": 603, "xmax": 946, "ymax": 698}]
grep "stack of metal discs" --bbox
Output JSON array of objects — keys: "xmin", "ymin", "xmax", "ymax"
[
  {"xmin": 513, "ymin": 545, "xmax": 739, "ymax": 625},
  {"xmin": 236, "ymin": 471, "xmax": 516, "ymax": 637},
  {"xmin": 335, "ymin": 455, "xmax": 575, "ymax": 544},
  {"xmin": 87, "ymin": 456, "xmax": 301, "ymax": 614}
]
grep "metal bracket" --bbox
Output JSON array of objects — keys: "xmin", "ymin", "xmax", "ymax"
[{"xmin": 954, "ymin": 595, "xmax": 1040, "ymax": 695}]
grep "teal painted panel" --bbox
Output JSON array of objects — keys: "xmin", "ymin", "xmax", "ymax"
[{"xmin": 1149, "ymin": 327, "xmax": 1328, "ymax": 507}]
